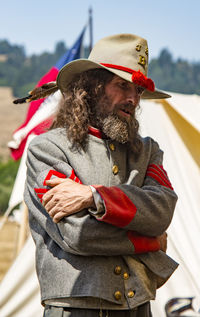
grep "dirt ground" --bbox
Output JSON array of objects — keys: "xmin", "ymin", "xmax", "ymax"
[
  {"xmin": 0, "ymin": 218, "xmax": 20, "ymax": 281},
  {"xmin": 0, "ymin": 87, "xmax": 28, "ymax": 160},
  {"xmin": 0, "ymin": 88, "xmax": 30, "ymax": 280}
]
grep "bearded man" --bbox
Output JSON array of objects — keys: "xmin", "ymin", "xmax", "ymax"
[{"xmin": 24, "ymin": 34, "xmax": 178, "ymax": 317}]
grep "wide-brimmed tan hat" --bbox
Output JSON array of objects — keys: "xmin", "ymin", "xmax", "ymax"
[
  {"xmin": 57, "ymin": 33, "xmax": 171, "ymax": 99},
  {"xmin": 13, "ymin": 33, "xmax": 171, "ymax": 105}
]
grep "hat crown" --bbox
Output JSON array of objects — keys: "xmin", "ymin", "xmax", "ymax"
[
  {"xmin": 88, "ymin": 33, "xmax": 149, "ymax": 76},
  {"xmin": 57, "ymin": 33, "xmax": 171, "ymax": 99}
]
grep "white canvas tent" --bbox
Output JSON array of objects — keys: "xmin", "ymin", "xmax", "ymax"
[
  {"xmin": 139, "ymin": 94, "xmax": 200, "ymax": 315},
  {"xmin": 0, "ymin": 92, "xmax": 200, "ymax": 317}
]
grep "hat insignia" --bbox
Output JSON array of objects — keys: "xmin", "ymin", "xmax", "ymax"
[
  {"xmin": 138, "ymin": 55, "xmax": 146, "ymax": 69},
  {"xmin": 136, "ymin": 44, "xmax": 142, "ymax": 52}
]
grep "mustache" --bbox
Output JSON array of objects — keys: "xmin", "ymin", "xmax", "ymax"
[{"xmin": 113, "ymin": 102, "xmax": 136, "ymax": 116}]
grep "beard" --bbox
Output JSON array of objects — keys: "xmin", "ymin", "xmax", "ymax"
[
  {"xmin": 98, "ymin": 114, "xmax": 134, "ymax": 143},
  {"xmin": 93, "ymin": 96, "xmax": 136, "ymax": 144}
]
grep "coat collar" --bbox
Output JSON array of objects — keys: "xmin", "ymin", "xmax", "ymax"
[{"xmin": 88, "ymin": 126, "xmax": 103, "ymax": 139}]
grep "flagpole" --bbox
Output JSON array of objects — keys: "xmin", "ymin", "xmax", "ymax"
[{"xmin": 89, "ymin": 7, "xmax": 93, "ymax": 52}]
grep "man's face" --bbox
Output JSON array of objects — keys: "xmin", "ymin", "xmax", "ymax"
[
  {"xmin": 103, "ymin": 75, "xmax": 143, "ymax": 119},
  {"xmin": 94, "ymin": 75, "xmax": 144, "ymax": 143}
]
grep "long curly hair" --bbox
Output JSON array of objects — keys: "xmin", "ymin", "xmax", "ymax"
[{"xmin": 51, "ymin": 68, "xmax": 142, "ymax": 156}]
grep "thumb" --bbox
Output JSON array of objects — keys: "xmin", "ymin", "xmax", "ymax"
[{"xmin": 45, "ymin": 177, "xmax": 66, "ymax": 187}]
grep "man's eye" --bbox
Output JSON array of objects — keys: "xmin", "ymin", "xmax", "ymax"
[
  {"xmin": 118, "ymin": 82, "xmax": 127, "ymax": 89},
  {"xmin": 136, "ymin": 86, "xmax": 145, "ymax": 95}
]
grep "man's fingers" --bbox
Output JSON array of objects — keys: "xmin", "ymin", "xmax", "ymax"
[
  {"xmin": 48, "ymin": 207, "xmax": 59, "ymax": 218},
  {"xmin": 49, "ymin": 206, "xmax": 78, "ymax": 223},
  {"xmin": 42, "ymin": 178, "xmax": 70, "ymax": 205},
  {"xmin": 45, "ymin": 178, "xmax": 67, "ymax": 187},
  {"xmin": 53, "ymin": 211, "xmax": 67, "ymax": 223},
  {"xmin": 44, "ymin": 198, "xmax": 58, "ymax": 213},
  {"xmin": 42, "ymin": 192, "xmax": 53, "ymax": 207},
  {"xmin": 49, "ymin": 206, "xmax": 76, "ymax": 219}
]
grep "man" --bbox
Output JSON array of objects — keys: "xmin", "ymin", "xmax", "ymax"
[{"xmin": 24, "ymin": 34, "xmax": 178, "ymax": 317}]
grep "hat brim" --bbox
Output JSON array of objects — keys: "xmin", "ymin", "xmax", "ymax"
[{"xmin": 57, "ymin": 59, "xmax": 171, "ymax": 99}]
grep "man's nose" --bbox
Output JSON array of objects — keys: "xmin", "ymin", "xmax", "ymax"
[{"xmin": 126, "ymin": 92, "xmax": 140, "ymax": 106}]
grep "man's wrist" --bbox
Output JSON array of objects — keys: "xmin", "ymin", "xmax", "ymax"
[
  {"xmin": 89, "ymin": 186, "xmax": 105, "ymax": 215},
  {"xmin": 85, "ymin": 185, "xmax": 96, "ymax": 209}
]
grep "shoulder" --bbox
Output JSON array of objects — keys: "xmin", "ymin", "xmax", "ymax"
[
  {"xmin": 136, "ymin": 136, "xmax": 164, "ymax": 165},
  {"xmin": 141, "ymin": 136, "xmax": 163, "ymax": 153},
  {"xmin": 27, "ymin": 128, "xmax": 71, "ymax": 163},
  {"xmin": 29, "ymin": 128, "xmax": 67, "ymax": 148},
  {"xmin": 27, "ymin": 128, "xmax": 73, "ymax": 156}
]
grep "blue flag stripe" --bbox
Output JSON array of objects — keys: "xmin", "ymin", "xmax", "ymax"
[{"xmin": 55, "ymin": 27, "xmax": 86, "ymax": 70}]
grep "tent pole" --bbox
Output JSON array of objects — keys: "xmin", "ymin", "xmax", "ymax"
[
  {"xmin": 16, "ymin": 202, "xmax": 29, "ymax": 255},
  {"xmin": 0, "ymin": 206, "xmax": 14, "ymax": 232}
]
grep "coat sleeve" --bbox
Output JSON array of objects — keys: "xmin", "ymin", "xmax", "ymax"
[
  {"xmin": 24, "ymin": 136, "xmax": 160, "ymax": 256},
  {"xmin": 92, "ymin": 140, "xmax": 178, "ymax": 237}
]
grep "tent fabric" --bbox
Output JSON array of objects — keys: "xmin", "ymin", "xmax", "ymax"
[
  {"xmin": 166, "ymin": 92, "xmax": 200, "ymax": 133},
  {"xmin": 0, "ymin": 236, "xmax": 43, "ymax": 317},
  {"xmin": 0, "ymin": 94, "xmax": 200, "ymax": 316},
  {"xmin": 139, "ymin": 100, "xmax": 200, "ymax": 315},
  {"xmin": 8, "ymin": 135, "xmax": 36, "ymax": 210}
]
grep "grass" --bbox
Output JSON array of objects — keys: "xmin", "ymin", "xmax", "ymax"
[{"xmin": 0, "ymin": 159, "xmax": 20, "ymax": 214}]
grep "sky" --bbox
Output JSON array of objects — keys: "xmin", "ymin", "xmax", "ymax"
[{"xmin": 0, "ymin": 0, "xmax": 200, "ymax": 62}]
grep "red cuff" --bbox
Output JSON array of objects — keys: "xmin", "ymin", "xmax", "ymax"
[
  {"xmin": 127, "ymin": 231, "xmax": 160, "ymax": 253},
  {"xmin": 93, "ymin": 185, "xmax": 137, "ymax": 228}
]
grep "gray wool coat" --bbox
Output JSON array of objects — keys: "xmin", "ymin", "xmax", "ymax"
[{"xmin": 24, "ymin": 127, "xmax": 178, "ymax": 310}]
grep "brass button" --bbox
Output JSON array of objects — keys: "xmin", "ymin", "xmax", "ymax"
[
  {"xmin": 109, "ymin": 143, "xmax": 115, "ymax": 151},
  {"xmin": 127, "ymin": 290, "xmax": 135, "ymax": 298},
  {"xmin": 123, "ymin": 272, "xmax": 129, "ymax": 280},
  {"xmin": 114, "ymin": 266, "xmax": 122, "ymax": 275},
  {"xmin": 114, "ymin": 291, "xmax": 122, "ymax": 301},
  {"xmin": 112, "ymin": 165, "xmax": 119, "ymax": 175}
]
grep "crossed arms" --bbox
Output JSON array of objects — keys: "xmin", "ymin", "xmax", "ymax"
[
  {"xmin": 42, "ymin": 177, "xmax": 168, "ymax": 252},
  {"xmin": 25, "ymin": 137, "xmax": 177, "ymax": 256}
]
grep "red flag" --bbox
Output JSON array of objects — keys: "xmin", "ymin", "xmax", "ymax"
[{"xmin": 8, "ymin": 28, "xmax": 86, "ymax": 160}]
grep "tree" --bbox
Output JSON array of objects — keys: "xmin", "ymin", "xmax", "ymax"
[
  {"xmin": 55, "ymin": 41, "xmax": 67, "ymax": 59},
  {"xmin": 1, "ymin": 40, "xmax": 200, "ymax": 96}
]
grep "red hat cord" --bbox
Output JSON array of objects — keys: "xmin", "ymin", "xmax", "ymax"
[{"xmin": 100, "ymin": 63, "xmax": 155, "ymax": 92}]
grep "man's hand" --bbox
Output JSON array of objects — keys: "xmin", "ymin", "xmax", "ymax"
[
  {"xmin": 42, "ymin": 178, "xmax": 95, "ymax": 223},
  {"xmin": 157, "ymin": 232, "xmax": 168, "ymax": 252}
]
